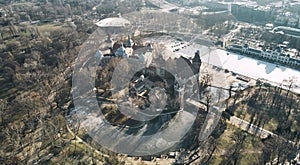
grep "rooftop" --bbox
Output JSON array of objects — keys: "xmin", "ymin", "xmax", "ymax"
[{"xmin": 95, "ymin": 17, "xmax": 131, "ymax": 27}]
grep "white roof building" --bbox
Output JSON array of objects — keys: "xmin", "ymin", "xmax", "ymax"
[
  {"xmin": 287, "ymin": 17, "xmax": 298, "ymax": 27},
  {"xmin": 95, "ymin": 17, "xmax": 131, "ymax": 28}
]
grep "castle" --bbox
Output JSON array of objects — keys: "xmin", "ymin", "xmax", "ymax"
[{"xmin": 95, "ymin": 34, "xmax": 202, "ymax": 112}]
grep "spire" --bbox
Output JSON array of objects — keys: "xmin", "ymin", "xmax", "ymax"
[
  {"xmin": 106, "ymin": 34, "xmax": 112, "ymax": 42},
  {"xmin": 106, "ymin": 34, "xmax": 114, "ymax": 48},
  {"xmin": 193, "ymin": 50, "xmax": 201, "ymax": 64},
  {"xmin": 192, "ymin": 50, "xmax": 201, "ymax": 74},
  {"xmin": 115, "ymin": 43, "xmax": 128, "ymax": 58},
  {"xmin": 146, "ymin": 43, "xmax": 153, "ymax": 52},
  {"xmin": 126, "ymin": 34, "xmax": 134, "ymax": 47}
]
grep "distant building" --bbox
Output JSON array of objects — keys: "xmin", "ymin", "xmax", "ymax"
[
  {"xmin": 95, "ymin": 17, "xmax": 131, "ymax": 28},
  {"xmin": 275, "ymin": 15, "xmax": 288, "ymax": 25},
  {"xmin": 95, "ymin": 17, "xmax": 131, "ymax": 34},
  {"xmin": 287, "ymin": 17, "xmax": 298, "ymax": 27},
  {"xmin": 226, "ymin": 44, "xmax": 300, "ymax": 68},
  {"xmin": 231, "ymin": 4, "xmax": 273, "ymax": 24},
  {"xmin": 273, "ymin": 26, "xmax": 300, "ymax": 38},
  {"xmin": 265, "ymin": 23, "xmax": 274, "ymax": 30}
]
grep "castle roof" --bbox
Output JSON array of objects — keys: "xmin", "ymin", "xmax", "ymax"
[
  {"xmin": 115, "ymin": 44, "xmax": 128, "ymax": 58},
  {"xmin": 95, "ymin": 49, "xmax": 103, "ymax": 58}
]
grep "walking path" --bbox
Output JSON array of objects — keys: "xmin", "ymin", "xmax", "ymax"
[{"xmin": 187, "ymin": 98, "xmax": 295, "ymax": 144}]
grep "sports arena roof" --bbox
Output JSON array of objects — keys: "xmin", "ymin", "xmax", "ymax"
[{"xmin": 95, "ymin": 17, "xmax": 131, "ymax": 27}]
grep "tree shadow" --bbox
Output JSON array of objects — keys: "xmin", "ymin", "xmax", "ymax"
[
  {"xmin": 278, "ymin": 65, "xmax": 287, "ymax": 72},
  {"xmin": 237, "ymin": 55, "xmax": 244, "ymax": 60},
  {"xmin": 257, "ymin": 60, "xmax": 264, "ymax": 66},
  {"xmin": 264, "ymin": 64, "xmax": 276, "ymax": 74}
]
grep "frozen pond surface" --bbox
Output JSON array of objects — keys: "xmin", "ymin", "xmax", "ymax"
[{"xmin": 178, "ymin": 45, "xmax": 300, "ymax": 94}]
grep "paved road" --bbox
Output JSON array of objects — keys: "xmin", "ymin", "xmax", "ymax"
[{"xmin": 229, "ymin": 116, "xmax": 272, "ymax": 139}]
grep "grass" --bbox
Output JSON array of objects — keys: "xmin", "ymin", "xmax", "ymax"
[
  {"xmin": 209, "ymin": 157, "xmax": 222, "ymax": 165},
  {"xmin": 216, "ymin": 125, "xmax": 236, "ymax": 151},
  {"xmin": 49, "ymin": 134, "xmax": 107, "ymax": 164},
  {"xmin": 264, "ymin": 118, "xmax": 278, "ymax": 132},
  {"xmin": 228, "ymin": 86, "xmax": 300, "ymax": 137},
  {"xmin": 239, "ymin": 153, "xmax": 260, "ymax": 165},
  {"xmin": 210, "ymin": 124, "xmax": 263, "ymax": 165},
  {"xmin": 37, "ymin": 23, "xmax": 70, "ymax": 34}
]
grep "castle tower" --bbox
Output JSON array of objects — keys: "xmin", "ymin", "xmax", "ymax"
[
  {"xmin": 174, "ymin": 77, "xmax": 185, "ymax": 111},
  {"xmin": 223, "ymin": 37, "xmax": 227, "ymax": 48},
  {"xmin": 125, "ymin": 34, "xmax": 134, "ymax": 48},
  {"xmin": 178, "ymin": 85, "xmax": 185, "ymax": 110},
  {"xmin": 192, "ymin": 50, "xmax": 202, "ymax": 74},
  {"xmin": 115, "ymin": 43, "xmax": 128, "ymax": 58},
  {"xmin": 106, "ymin": 34, "xmax": 114, "ymax": 48}
]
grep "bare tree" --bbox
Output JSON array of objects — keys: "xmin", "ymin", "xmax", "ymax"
[
  {"xmin": 0, "ymin": 99, "xmax": 7, "ymax": 125},
  {"xmin": 206, "ymin": 93, "xmax": 212, "ymax": 112},
  {"xmin": 220, "ymin": 130, "xmax": 246, "ymax": 165}
]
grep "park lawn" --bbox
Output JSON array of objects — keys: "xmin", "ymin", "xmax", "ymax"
[
  {"xmin": 233, "ymin": 102, "xmax": 278, "ymax": 132},
  {"xmin": 230, "ymin": 86, "xmax": 299, "ymax": 137},
  {"xmin": 264, "ymin": 118, "xmax": 278, "ymax": 132},
  {"xmin": 50, "ymin": 138, "xmax": 108, "ymax": 164},
  {"xmin": 210, "ymin": 124, "xmax": 263, "ymax": 165},
  {"xmin": 37, "ymin": 23, "xmax": 70, "ymax": 34}
]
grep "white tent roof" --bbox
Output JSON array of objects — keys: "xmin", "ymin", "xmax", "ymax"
[{"xmin": 95, "ymin": 17, "xmax": 131, "ymax": 27}]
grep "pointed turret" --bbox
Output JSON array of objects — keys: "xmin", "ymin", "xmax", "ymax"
[
  {"xmin": 125, "ymin": 34, "xmax": 134, "ymax": 48},
  {"xmin": 115, "ymin": 43, "xmax": 128, "ymax": 58},
  {"xmin": 192, "ymin": 50, "xmax": 201, "ymax": 74},
  {"xmin": 106, "ymin": 34, "xmax": 114, "ymax": 48}
]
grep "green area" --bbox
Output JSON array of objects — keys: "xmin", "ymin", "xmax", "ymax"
[
  {"xmin": 209, "ymin": 124, "xmax": 263, "ymax": 165},
  {"xmin": 227, "ymin": 86, "xmax": 300, "ymax": 138}
]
